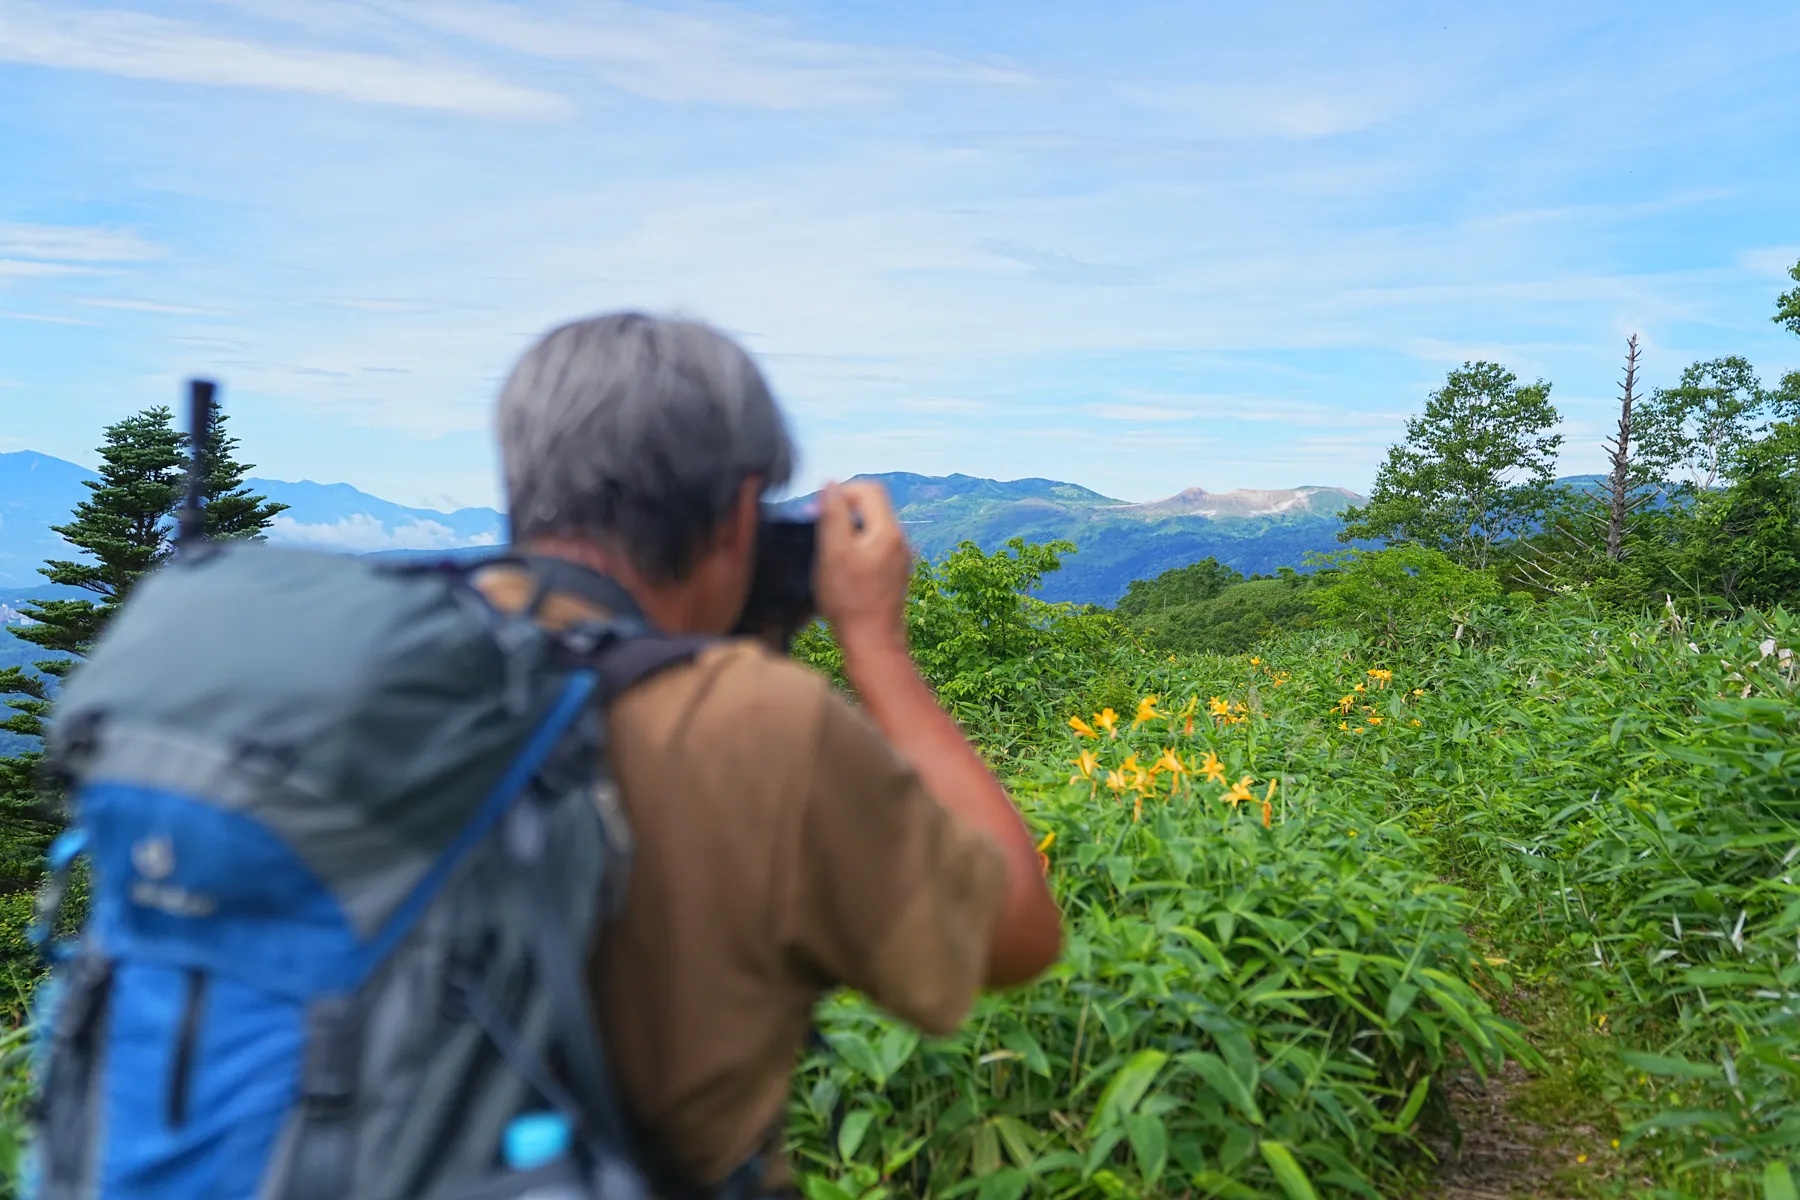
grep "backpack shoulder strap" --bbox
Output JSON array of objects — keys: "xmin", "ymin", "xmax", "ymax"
[{"xmin": 595, "ymin": 634, "xmax": 713, "ymax": 702}]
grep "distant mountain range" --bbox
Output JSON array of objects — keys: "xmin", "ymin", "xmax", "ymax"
[
  {"xmin": 0, "ymin": 450, "xmax": 1367, "ymax": 606},
  {"xmin": 779, "ymin": 473, "xmax": 1370, "ymax": 604}
]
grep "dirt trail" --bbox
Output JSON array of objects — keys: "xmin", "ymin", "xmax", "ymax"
[{"xmin": 1423, "ymin": 1060, "xmax": 1571, "ymax": 1200}]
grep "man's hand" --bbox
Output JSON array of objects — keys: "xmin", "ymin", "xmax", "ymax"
[
  {"xmin": 815, "ymin": 481, "xmax": 913, "ymax": 659},
  {"xmin": 811, "ymin": 480, "xmax": 1063, "ymax": 989}
]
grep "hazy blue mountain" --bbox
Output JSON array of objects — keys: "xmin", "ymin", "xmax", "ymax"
[
  {"xmin": 0, "ymin": 452, "xmax": 94, "ymax": 591},
  {"xmin": 0, "ymin": 451, "xmax": 506, "ymax": 586},
  {"xmin": 253, "ymin": 479, "xmax": 503, "ymax": 553},
  {"xmin": 1, "ymin": 449, "xmax": 1367, "ymax": 605},
  {"xmin": 782, "ymin": 473, "xmax": 1372, "ymax": 605}
]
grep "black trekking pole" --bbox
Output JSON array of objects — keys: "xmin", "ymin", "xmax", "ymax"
[{"xmin": 178, "ymin": 378, "xmax": 216, "ymax": 557}]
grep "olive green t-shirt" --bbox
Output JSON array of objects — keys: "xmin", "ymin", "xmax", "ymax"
[{"xmin": 474, "ymin": 570, "xmax": 1010, "ymax": 1188}]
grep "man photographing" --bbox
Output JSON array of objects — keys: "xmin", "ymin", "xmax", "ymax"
[
  {"xmin": 22, "ymin": 310, "xmax": 1059, "ymax": 1200},
  {"xmin": 479, "ymin": 311, "xmax": 1065, "ymax": 1195}
]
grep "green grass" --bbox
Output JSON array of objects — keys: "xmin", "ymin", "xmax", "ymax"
[{"xmin": 5, "ymin": 595, "xmax": 1798, "ymax": 1199}]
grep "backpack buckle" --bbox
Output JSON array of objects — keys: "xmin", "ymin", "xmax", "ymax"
[{"xmin": 302, "ymin": 996, "xmax": 362, "ymax": 1112}]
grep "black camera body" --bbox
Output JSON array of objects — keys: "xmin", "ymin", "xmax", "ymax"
[{"xmin": 730, "ymin": 512, "xmax": 818, "ymax": 649}]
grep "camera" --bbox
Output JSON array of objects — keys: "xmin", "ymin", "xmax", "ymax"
[{"xmin": 731, "ymin": 509, "xmax": 818, "ymax": 650}]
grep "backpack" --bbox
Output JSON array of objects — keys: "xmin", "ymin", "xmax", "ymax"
[{"xmin": 21, "ymin": 541, "xmax": 763, "ymax": 1200}]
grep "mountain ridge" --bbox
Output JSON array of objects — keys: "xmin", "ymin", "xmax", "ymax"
[{"xmin": 1, "ymin": 450, "xmax": 1368, "ymax": 597}]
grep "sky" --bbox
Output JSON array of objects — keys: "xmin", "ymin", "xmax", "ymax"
[{"xmin": 1, "ymin": 0, "xmax": 1797, "ymax": 513}]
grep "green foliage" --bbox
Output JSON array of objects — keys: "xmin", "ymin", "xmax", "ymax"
[
  {"xmin": 1774, "ymin": 257, "xmax": 1800, "ymax": 341},
  {"xmin": 189, "ymin": 400, "xmax": 289, "ymax": 542},
  {"xmin": 909, "ymin": 539, "xmax": 1126, "ymax": 745},
  {"xmin": 1114, "ymin": 558, "xmax": 1244, "ymax": 622},
  {"xmin": 1128, "ymin": 575, "xmax": 1321, "ymax": 657},
  {"xmin": 1339, "ymin": 361, "xmax": 1562, "ymax": 570},
  {"xmin": 1672, "ymin": 419, "xmax": 1800, "ymax": 610},
  {"xmin": 792, "ymin": 650, "xmax": 1527, "ymax": 1199},
  {"xmin": 1637, "ymin": 356, "xmax": 1773, "ymax": 494},
  {"xmin": 18, "ymin": 406, "xmax": 186, "ymax": 658},
  {"xmin": 1308, "ymin": 546, "xmax": 1502, "ymax": 642}
]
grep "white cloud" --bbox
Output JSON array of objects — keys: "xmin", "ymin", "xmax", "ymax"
[
  {"xmin": 0, "ymin": 309, "xmax": 96, "ymax": 325},
  {"xmin": 1089, "ymin": 404, "xmax": 1196, "ymax": 422},
  {"xmin": 1738, "ymin": 246, "xmax": 1800, "ymax": 278},
  {"xmin": 0, "ymin": 259, "xmax": 105, "ymax": 278},
  {"xmin": 368, "ymin": 0, "xmax": 1029, "ymax": 109},
  {"xmin": 0, "ymin": 0, "xmax": 570, "ymax": 117},
  {"xmin": 265, "ymin": 513, "xmax": 499, "ymax": 552},
  {"xmin": 81, "ymin": 297, "xmax": 219, "ymax": 314},
  {"xmin": 0, "ymin": 221, "xmax": 163, "ymax": 262}
]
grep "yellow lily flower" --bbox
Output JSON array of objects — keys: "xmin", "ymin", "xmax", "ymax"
[
  {"xmin": 1095, "ymin": 708, "xmax": 1119, "ymax": 738},
  {"xmin": 1070, "ymin": 749, "xmax": 1100, "ymax": 779},
  {"xmin": 1069, "ymin": 714, "xmax": 1097, "ymax": 739},
  {"xmin": 1133, "ymin": 695, "xmax": 1162, "ymax": 728},
  {"xmin": 1224, "ymin": 776, "xmax": 1255, "ymax": 808},
  {"xmin": 1197, "ymin": 750, "xmax": 1227, "ymax": 786}
]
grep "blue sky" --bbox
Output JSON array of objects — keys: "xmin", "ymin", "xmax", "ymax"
[{"xmin": 1, "ymin": 0, "xmax": 1797, "ymax": 513}]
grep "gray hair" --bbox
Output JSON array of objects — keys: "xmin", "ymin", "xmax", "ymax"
[{"xmin": 497, "ymin": 312, "xmax": 795, "ymax": 582}]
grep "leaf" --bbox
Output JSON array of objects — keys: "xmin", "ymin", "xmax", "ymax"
[
  {"xmin": 1766, "ymin": 1162, "xmax": 1798, "ymax": 1200},
  {"xmin": 837, "ymin": 1109, "xmax": 874, "ymax": 1163},
  {"xmin": 876, "ymin": 1026, "xmax": 920, "ymax": 1081},
  {"xmin": 993, "ymin": 1116, "xmax": 1039, "ymax": 1171},
  {"xmin": 1179, "ymin": 1050, "xmax": 1265, "ymax": 1125},
  {"xmin": 1001, "ymin": 1026, "xmax": 1052, "ymax": 1078},
  {"xmin": 1105, "ymin": 855, "xmax": 1135, "ymax": 892},
  {"xmin": 972, "ymin": 1121, "xmax": 1002, "ymax": 1178},
  {"xmin": 1125, "ymin": 1112, "xmax": 1169, "ymax": 1186},
  {"xmin": 800, "ymin": 1177, "xmax": 859, "ymax": 1200},
  {"xmin": 828, "ymin": 1031, "xmax": 888, "ymax": 1087},
  {"xmin": 1258, "ymin": 1140, "xmax": 1320, "ymax": 1200},
  {"xmin": 1619, "ymin": 1051, "xmax": 1723, "ymax": 1081},
  {"xmin": 1087, "ymin": 1049, "xmax": 1168, "ymax": 1136},
  {"xmin": 1084, "ymin": 1128, "xmax": 1125, "ymax": 1179},
  {"xmin": 1385, "ymin": 981, "xmax": 1419, "ymax": 1027},
  {"xmin": 1375, "ymin": 1076, "xmax": 1432, "ymax": 1134},
  {"xmin": 977, "ymin": 1168, "xmax": 1030, "ymax": 1200},
  {"xmin": 1397, "ymin": 1075, "xmax": 1432, "ymax": 1130}
]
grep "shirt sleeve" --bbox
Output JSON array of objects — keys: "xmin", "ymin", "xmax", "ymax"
[{"xmin": 776, "ymin": 690, "xmax": 1010, "ymax": 1036}]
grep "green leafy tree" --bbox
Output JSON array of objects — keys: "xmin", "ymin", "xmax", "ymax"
[
  {"xmin": 1114, "ymin": 557, "xmax": 1245, "ymax": 623},
  {"xmin": 1310, "ymin": 545, "xmax": 1502, "ymax": 642},
  {"xmin": 1339, "ymin": 361, "xmax": 1562, "ymax": 570},
  {"xmin": 1775, "ymin": 257, "xmax": 1800, "ymax": 416},
  {"xmin": 1671, "ymin": 419, "xmax": 1800, "ymax": 610},
  {"xmin": 1775, "ymin": 256, "xmax": 1800, "ymax": 341},
  {"xmin": 1636, "ymin": 356, "xmax": 1770, "ymax": 493}
]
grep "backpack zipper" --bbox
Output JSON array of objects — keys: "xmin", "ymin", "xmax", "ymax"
[{"xmin": 168, "ymin": 969, "xmax": 207, "ymax": 1127}]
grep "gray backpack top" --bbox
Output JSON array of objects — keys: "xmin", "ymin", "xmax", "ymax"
[{"xmin": 23, "ymin": 541, "xmax": 765, "ymax": 1200}]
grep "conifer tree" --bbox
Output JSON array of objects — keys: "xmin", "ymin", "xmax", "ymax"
[{"xmin": 0, "ymin": 399, "xmax": 284, "ymax": 887}]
